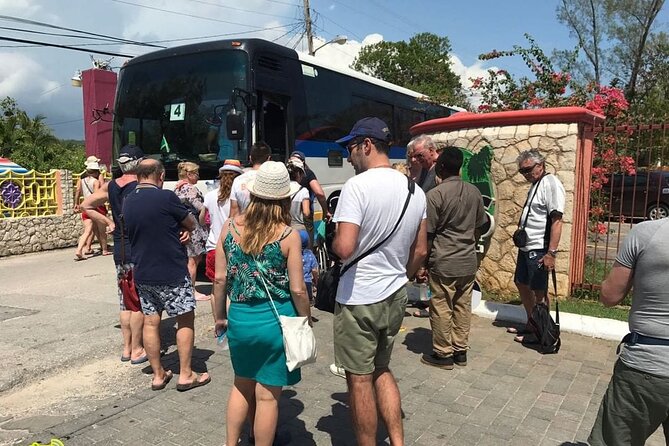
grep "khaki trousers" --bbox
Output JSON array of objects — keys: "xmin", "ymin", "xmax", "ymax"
[{"xmin": 428, "ymin": 273, "xmax": 475, "ymax": 357}]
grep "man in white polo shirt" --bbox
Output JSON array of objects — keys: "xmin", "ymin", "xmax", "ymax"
[{"xmin": 332, "ymin": 117, "xmax": 428, "ymax": 446}]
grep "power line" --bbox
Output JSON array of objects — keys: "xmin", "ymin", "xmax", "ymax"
[
  {"xmin": 367, "ymin": 0, "xmax": 421, "ymax": 32},
  {"xmin": 328, "ymin": 0, "xmax": 415, "ymax": 37},
  {"xmin": 0, "ymin": 36, "xmax": 135, "ymax": 57},
  {"xmin": 184, "ymin": 0, "xmax": 299, "ymax": 20},
  {"xmin": 0, "ymin": 26, "xmax": 127, "ymax": 44},
  {"xmin": 272, "ymin": 23, "xmax": 304, "ymax": 43},
  {"xmin": 111, "ymin": 0, "xmax": 280, "ymax": 29},
  {"xmin": 0, "ymin": 14, "xmax": 163, "ymax": 48},
  {"xmin": 310, "ymin": 8, "xmax": 363, "ymax": 41},
  {"xmin": 147, "ymin": 23, "xmax": 300, "ymax": 44},
  {"xmin": 0, "ymin": 23, "xmax": 299, "ymax": 47},
  {"xmin": 39, "ymin": 84, "xmax": 65, "ymax": 96},
  {"xmin": 46, "ymin": 118, "xmax": 84, "ymax": 126}
]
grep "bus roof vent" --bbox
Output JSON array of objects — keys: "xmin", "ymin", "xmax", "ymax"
[{"xmin": 258, "ymin": 55, "xmax": 282, "ymax": 71}]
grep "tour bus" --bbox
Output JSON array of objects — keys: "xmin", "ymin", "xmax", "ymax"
[{"xmin": 111, "ymin": 38, "xmax": 460, "ymax": 211}]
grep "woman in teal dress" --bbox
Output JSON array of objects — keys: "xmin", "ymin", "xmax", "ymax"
[{"xmin": 213, "ymin": 161, "xmax": 311, "ymax": 446}]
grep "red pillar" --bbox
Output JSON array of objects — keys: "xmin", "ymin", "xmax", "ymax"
[{"xmin": 81, "ymin": 68, "xmax": 117, "ymax": 167}]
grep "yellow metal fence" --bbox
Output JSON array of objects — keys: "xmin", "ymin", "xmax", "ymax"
[{"xmin": 0, "ymin": 170, "xmax": 61, "ymax": 218}]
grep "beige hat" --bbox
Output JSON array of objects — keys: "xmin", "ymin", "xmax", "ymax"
[
  {"xmin": 247, "ymin": 161, "xmax": 300, "ymax": 200},
  {"xmin": 85, "ymin": 155, "xmax": 101, "ymax": 165},
  {"xmin": 85, "ymin": 161, "xmax": 101, "ymax": 171},
  {"xmin": 287, "ymin": 158, "xmax": 305, "ymax": 172}
]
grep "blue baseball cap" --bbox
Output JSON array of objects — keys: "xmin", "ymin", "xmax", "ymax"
[
  {"xmin": 117, "ymin": 144, "xmax": 144, "ymax": 164},
  {"xmin": 335, "ymin": 117, "xmax": 392, "ymax": 146}
]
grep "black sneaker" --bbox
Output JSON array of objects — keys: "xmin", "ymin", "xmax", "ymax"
[
  {"xmin": 453, "ymin": 351, "xmax": 467, "ymax": 367},
  {"xmin": 420, "ymin": 353, "xmax": 454, "ymax": 369}
]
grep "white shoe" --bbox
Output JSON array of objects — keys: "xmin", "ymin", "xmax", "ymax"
[{"xmin": 329, "ymin": 363, "xmax": 345, "ymax": 378}]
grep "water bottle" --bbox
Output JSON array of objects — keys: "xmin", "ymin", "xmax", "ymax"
[
  {"xmin": 217, "ymin": 329, "xmax": 229, "ymax": 350},
  {"xmin": 419, "ymin": 283, "xmax": 431, "ymax": 301}
]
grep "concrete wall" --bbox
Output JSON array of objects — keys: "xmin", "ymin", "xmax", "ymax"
[{"xmin": 0, "ymin": 170, "xmax": 83, "ymax": 257}]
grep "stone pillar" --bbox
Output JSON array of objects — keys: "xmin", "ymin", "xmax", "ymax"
[{"xmin": 410, "ymin": 107, "xmax": 605, "ymax": 299}]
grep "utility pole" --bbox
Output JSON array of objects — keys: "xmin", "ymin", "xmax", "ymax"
[{"xmin": 303, "ymin": 0, "xmax": 315, "ymax": 55}]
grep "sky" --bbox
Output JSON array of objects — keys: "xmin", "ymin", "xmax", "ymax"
[{"xmin": 0, "ymin": 0, "xmax": 664, "ymax": 140}]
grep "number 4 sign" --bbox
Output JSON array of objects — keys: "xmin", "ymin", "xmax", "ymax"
[{"xmin": 170, "ymin": 103, "xmax": 185, "ymax": 121}]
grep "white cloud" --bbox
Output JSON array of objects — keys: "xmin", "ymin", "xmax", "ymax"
[
  {"xmin": 0, "ymin": 0, "xmax": 43, "ymax": 17},
  {"xmin": 449, "ymin": 54, "xmax": 499, "ymax": 106},
  {"xmin": 0, "ymin": 53, "xmax": 59, "ymax": 99},
  {"xmin": 306, "ymin": 33, "xmax": 383, "ymax": 70}
]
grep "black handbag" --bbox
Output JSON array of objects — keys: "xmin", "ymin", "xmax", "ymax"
[
  {"xmin": 315, "ymin": 178, "xmax": 415, "ymax": 313},
  {"xmin": 528, "ymin": 270, "xmax": 561, "ymax": 354},
  {"xmin": 513, "ymin": 174, "xmax": 546, "ymax": 248}
]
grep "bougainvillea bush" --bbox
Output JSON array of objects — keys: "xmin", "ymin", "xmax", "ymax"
[{"xmin": 471, "ymin": 35, "xmax": 635, "ymax": 233}]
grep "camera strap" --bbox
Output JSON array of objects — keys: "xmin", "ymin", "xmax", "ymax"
[{"xmin": 518, "ymin": 174, "xmax": 547, "ymax": 229}]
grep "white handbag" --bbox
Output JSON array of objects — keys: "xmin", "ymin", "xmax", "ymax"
[{"xmin": 258, "ymin": 268, "xmax": 317, "ymax": 372}]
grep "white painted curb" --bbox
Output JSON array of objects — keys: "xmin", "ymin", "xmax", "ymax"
[{"xmin": 473, "ymin": 299, "xmax": 628, "ymax": 342}]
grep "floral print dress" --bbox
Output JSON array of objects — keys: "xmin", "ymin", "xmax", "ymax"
[{"xmin": 174, "ymin": 182, "xmax": 207, "ymax": 257}]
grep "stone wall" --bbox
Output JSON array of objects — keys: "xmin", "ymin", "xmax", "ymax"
[
  {"xmin": 0, "ymin": 170, "xmax": 83, "ymax": 257},
  {"xmin": 427, "ymin": 123, "xmax": 580, "ymax": 298}
]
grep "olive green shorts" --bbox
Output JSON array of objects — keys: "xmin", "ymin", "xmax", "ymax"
[{"xmin": 333, "ymin": 285, "xmax": 408, "ymax": 375}]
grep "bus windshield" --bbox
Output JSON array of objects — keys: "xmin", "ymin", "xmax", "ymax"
[{"xmin": 113, "ymin": 50, "xmax": 249, "ymax": 180}]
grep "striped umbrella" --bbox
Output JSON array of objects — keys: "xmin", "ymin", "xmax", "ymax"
[{"xmin": 0, "ymin": 157, "xmax": 28, "ymax": 174}]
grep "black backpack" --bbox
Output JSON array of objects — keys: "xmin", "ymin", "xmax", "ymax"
[{"xmin": 528, "ymin": 270, "xmax": 561, "ymax": 354}]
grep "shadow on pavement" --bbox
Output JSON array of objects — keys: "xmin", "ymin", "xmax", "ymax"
[
  {"xmin": 276, "ymin": 389, "xmax": 315, "ymax": 445},
  {"xmin": 402, "ymin": 326, "xmax": 432, "ymax": 355},
  {"xmin": 315, "ymin": 391, "xmax": 391, "ymax": 445}
]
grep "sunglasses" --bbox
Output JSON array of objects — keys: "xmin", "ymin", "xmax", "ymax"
[
  {"xmin": 346, "ymin": 138, "xmax": 365, "ymax": 152},
  {"xmin": 518, "ymin": 163, "xmax": 538, "ymax": 175}
]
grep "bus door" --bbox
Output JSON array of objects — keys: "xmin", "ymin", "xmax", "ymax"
[{"xmin": 258, "ymin": 92, "xmax": 289, "ymax": 161}]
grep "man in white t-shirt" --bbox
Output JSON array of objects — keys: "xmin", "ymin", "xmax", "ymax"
[
  {"xmin": 229, "ymin": 142, "xmax": 272, "ymax": 217},
  {"xmin": 511, "ymin": 149, "xmax": 565, "ymax": 344},
  {"xmin": 332, "ymin": 117, "xmax": 428, "ymax": 446}
]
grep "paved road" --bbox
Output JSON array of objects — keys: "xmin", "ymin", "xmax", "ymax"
[{"xmin": 0, "ymin": 249, "xmax": 665, "ymax": 445}]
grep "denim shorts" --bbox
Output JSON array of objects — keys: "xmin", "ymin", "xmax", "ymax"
[
  {"xmin": 136, "ymin": 276, "xmax": 196, "ymax": 317},
  {"xmin": 514, "ymin": 249, "xmax": 548, "ymax": 291}
]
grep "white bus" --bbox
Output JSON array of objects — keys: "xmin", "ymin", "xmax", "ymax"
[{"xmin": 112, "ymin": 38, "xmax": 461, "ymax": 213}]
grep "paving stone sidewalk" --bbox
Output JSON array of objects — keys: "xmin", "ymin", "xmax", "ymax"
[{"xmin": 31, "ymin": 309, "xmax": 666, "ymax": 446}]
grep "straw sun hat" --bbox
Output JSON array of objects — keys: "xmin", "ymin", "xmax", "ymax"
[{"xmin": 247, "ymin": 161, "xmax": 300, "ymax": 200}]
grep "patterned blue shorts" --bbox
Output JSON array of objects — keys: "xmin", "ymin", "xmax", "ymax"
[{"xmin": 136, "ymin": 276, "xmax": 196, "ymax": 317}]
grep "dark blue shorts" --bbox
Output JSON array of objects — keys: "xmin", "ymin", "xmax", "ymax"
[{"xmin": 514, "ymin": 249, "xmax": 548, "ymax": 291}]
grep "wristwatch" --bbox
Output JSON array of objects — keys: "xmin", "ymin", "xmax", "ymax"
[{"xmin": 547, "ymin": 249, "xmax": 559, "ymax": 257}]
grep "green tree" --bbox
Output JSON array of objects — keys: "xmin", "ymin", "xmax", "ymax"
[
  {"xmin": 0, "ymin": 96, "xmax": 85, "ymax": 172},
  {"xmin": 351, "ymin": 33, "xmax": 470, "ymax": 109},
  {"xmin": 556, "ymin": 0, "xmax": 665, "ymax": 102}
]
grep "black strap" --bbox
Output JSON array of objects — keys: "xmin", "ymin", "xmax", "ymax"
[
  {"xmin": 340, "ymin": 177, "xmax": 415, "ymax": 275},
  {"xmin": 621, "ymin": 332, "xmax": 669, "ymax": 346},
  {"xmin": 551, "ymin": 269, "xmax": 559, "ymax": 325},
  {"xmin": 518, "ymin": 174, "xmax": 547, "ymax": 229},
  {"xmin": 119, "ymin": 214, "xmax": 127, "ymax": 264},
  {"xmin": 83, "ymin": 177, "xmax": 94, "ymax": 195}
]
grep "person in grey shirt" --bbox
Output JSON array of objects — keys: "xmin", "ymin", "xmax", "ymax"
[{"xmin": 589, "ymin": 218, "xmax": 669, "ymax": 446}]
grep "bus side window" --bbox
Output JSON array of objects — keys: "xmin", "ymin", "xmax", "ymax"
[{"xmin": 328, "ymin": 149, "xmax": 344, "ymax": 167}]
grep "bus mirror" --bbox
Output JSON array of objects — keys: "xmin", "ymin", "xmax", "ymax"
[{"xmin": 226, "ymin": 113, "xmax": 245, "ymax": 140}]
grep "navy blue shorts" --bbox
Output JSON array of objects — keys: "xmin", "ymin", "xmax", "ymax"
[{"xmin": 514, "ymin": 249, "xmax": 548, "ymax": 291}]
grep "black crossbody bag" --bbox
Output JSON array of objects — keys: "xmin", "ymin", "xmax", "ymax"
[
  {"xmin": 513, "ymin": 174, "xmax": 547, "ymax": 248},
  {"xmin": 315, "ymin": 178, "xmax": 415, "ymax": 313}
]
